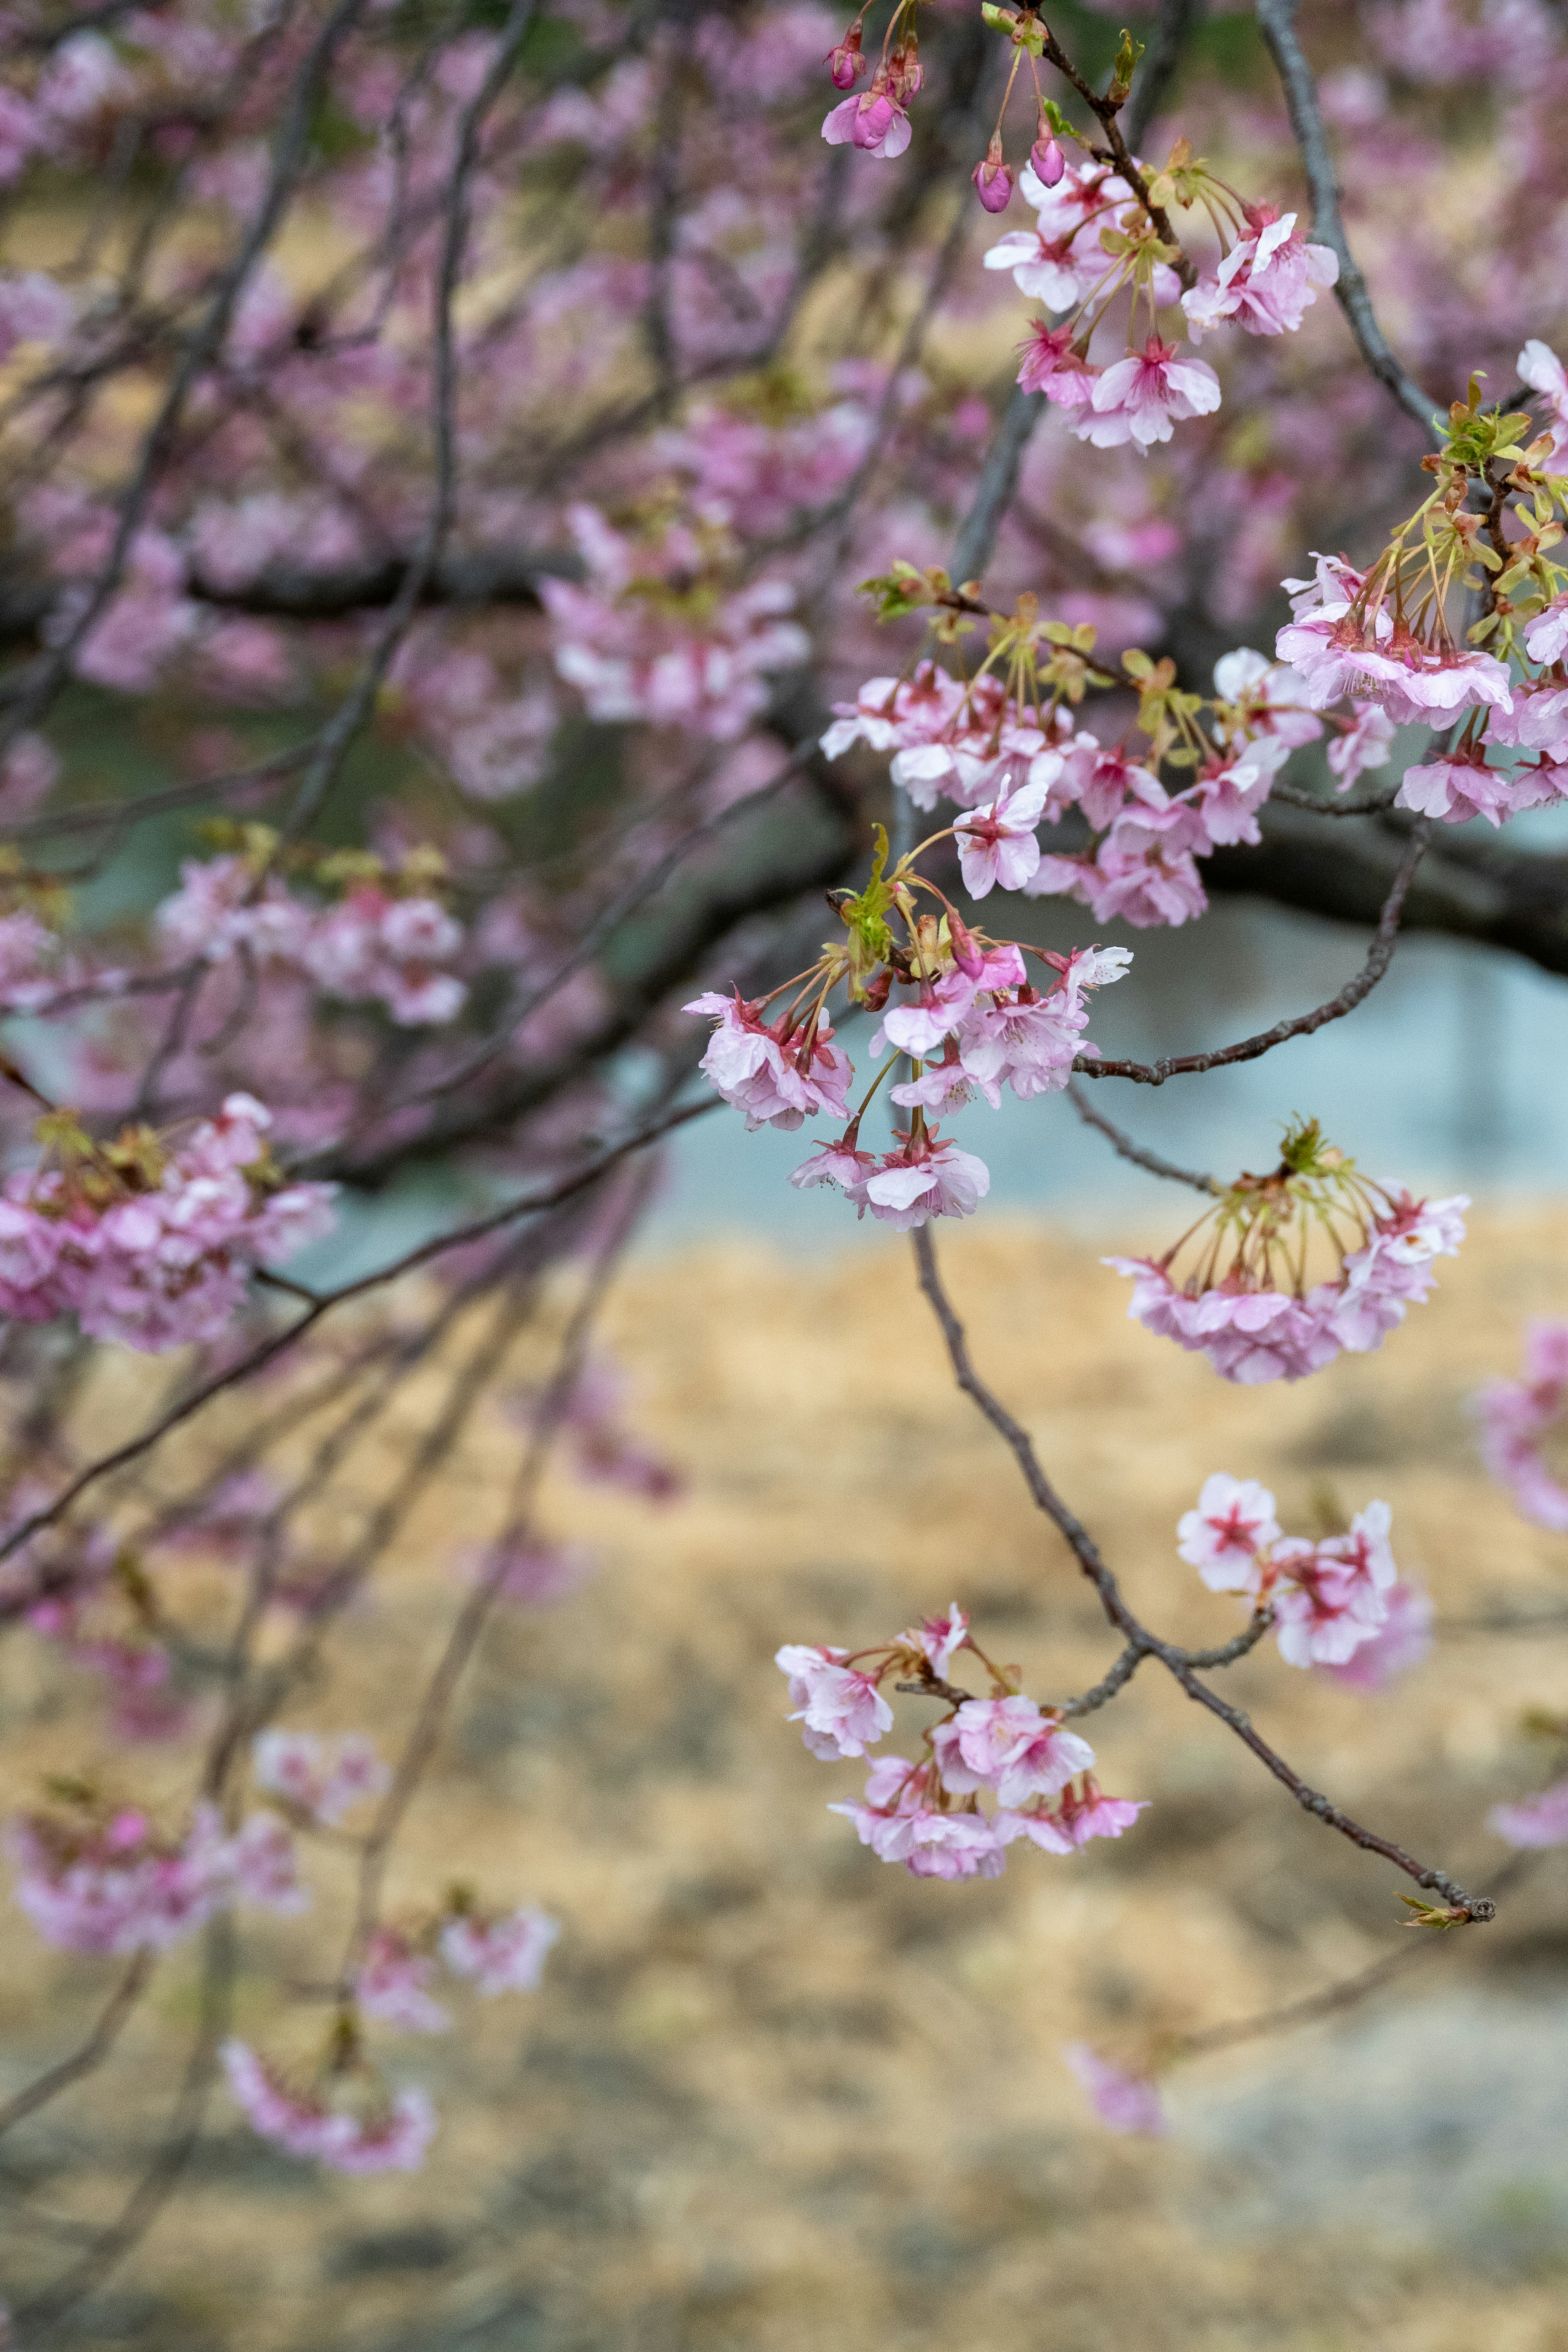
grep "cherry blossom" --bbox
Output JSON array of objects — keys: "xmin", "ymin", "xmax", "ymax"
[
  {"xmin": 220, "ymin": 2041, "xmax": 437, "ymax": 2173},
  {"xmin": 911, "ymin": 1603, "xmax": 970, "ymax": 1678},
  {"xmin": 821, "ymin": 80, "xmax": 910, "ymax": 158},
  {"xmin": 1395, "ymin": 751, "xmax": 1564, "ymax": 828},
  {"xmin": 1087, "ymin": 802, "xmax": 1209, "ymax": 927},
  {"xmin": 1488, "ymin": 1775, "xmax": 1568, "ymax": 1849},
  {"xmin": 1474, "ymin": 1320, "xmax": 1568, "ymax": 1531},
  {"xmin": 684, "ymin": 991, "xmax": 853, "ymax": 1131},
  {"xmin": 953, "ymin": 771, "xmax": 1053, "ymax": 896},
  {"xmin": 1323, "ymin": 1582, "xmax": 1433, "ymax": 1690},
  {"xmin": 440, "ymin": 1905, "xmax": 560, "ymax": 1993},
  {"xmin": 1180, "ymin": 208, "xmax": 1339, "ymax": 340},
  {"xmin": 1075, "ymin": 338, "xmax": 1222, "ymax": 453},
  {"xmin": 1063, "ymin": 2043, "xmax": 1167, "ymax": 2134},
  {"xmin": 1109, "ymin": 1155, "xmax": 1468, "ymax": 1385},
  {"xmin": 1270, "ymin": 1503, "xmax": 1398, "ymax": 1668},
  {"xmin": 1177, "ymin": 1474, "xmax": 1281, "ymax": 1591},
  {"xmin": 775, "ymin": 1644, "xmax": 893, "ymax": 1759},
  {"xmin": 356, "ymin": 1931, "xmax": 452, "ymax": 2034},
  {"xmin": 252, "ymin": 1731, "xmax": 390, "ymax": 1827},
  {"xmin": 857, "ymin": 1133, "xmax": 991, "ymax": 1231},
  {"xmin": 1015, "ymin": 320, "xmax": 1097, "ymax": 408},
  {"xmin": 932, "ymin": 1697, "xmax": 1095, "ymax": 1805},
  {"xmin": 1326, "ymin": 701, "xmax": 1396, "ymax": 791},
  {"xmin": 1489, "ymin": 683, "xmax": 1568, "ymax": 760}
]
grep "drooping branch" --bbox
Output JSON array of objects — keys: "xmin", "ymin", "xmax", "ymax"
[{"xmin": 910, "ymin": 1224, "xmax": 1494, "ymax": 1922}]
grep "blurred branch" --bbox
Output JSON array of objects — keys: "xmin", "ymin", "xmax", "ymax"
[
  {"xmin": 0, "ymin": 1952, "xmax": 154, "ymax": 2142},
  {"xmin": 1255, "ymin": 0, "xmax": 1437, "ymax": 430}
]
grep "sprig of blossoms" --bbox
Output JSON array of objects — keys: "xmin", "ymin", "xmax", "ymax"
[
  {"xmin": 1276, "ymin": 363, "xmax": 1568, "ymax": 828},
  {"xmin": 7, "ymin": 1789, "xmax": 306, "ymax": 1955},
  {"xmin": 1107, "ymin": 1118, "xmax": 1467, "ymax": 1386},
  {"xmin": 776, "ymin": 1605, "xmax": 1145, "ymax": 1878},
  {"xmin": 826, "ymin": 571, "xmax": 1333, "ymax": 926},
  {"xmin": 1177, "ymin": 1473, "xmax": 1427, "ymax": 1674},
  {"xmin": 0, "ymin": 1092, "xmax": 335, "ymax": 1352}
]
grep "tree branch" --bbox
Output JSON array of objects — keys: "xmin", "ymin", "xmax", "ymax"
[{"xmin": 910, "ymin": 1224, "xmax": 1494, "ymax": 1923}]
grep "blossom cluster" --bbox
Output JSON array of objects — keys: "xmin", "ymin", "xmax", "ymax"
[
  {"xmin": 157, "ymin": 858, "xmax": 469, "ymax": 1029},
  {"xmin": 777, "ymin": 1604, "xmax": 1145, "ymax": 1878},
  {"xmin": 1177, "ymin": 1473, "xmax": 1429, "ymax": 1678},
  {"xmin": 824, "ymin": 634, "xmax": 1327, "ymax": 929},
  {"xmin": 1108, "ymin": 1119, "xmax": 1467, "ymax": 1386},
  {"xmin": 7, "ymin": 1798, "xmax": 307, "ymax": 1956},
  {"xmin": 0, "ymin": 1094, "xmax": 335, "ymax": 1352}
]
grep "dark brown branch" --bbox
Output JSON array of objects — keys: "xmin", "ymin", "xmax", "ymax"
[
  {"xmin": 1076, "ymin": 821, "xmax": 1429, "ymax": 1085},
  {"xmin": 910, "ymin": 1225, "xmax": 1494, "ymax": 1922},
  {"xmin": 1254, "ymin": 0, "xmax": 1435, "ymax": 430},
  {"xmin": 1064, "ymin": 1079, "xmax": 1221, "ymax": 1192}
]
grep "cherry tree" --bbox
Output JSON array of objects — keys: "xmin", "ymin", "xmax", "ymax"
[{"xmin": 2, "ymin": 0, "xmax": 1568, "ymax": 2322}]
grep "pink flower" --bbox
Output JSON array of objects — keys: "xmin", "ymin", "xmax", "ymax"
[
  {"xmin": 1063, "ymin": 2043, "xmax": 1167, "ymax": 2134},
  {"xmin": 1326, "ymin": 701, "xmax": 1396, "ymax": 791},
  {"xmin": 684, "ymin": 991, "xmax": 853, "ymax": 1131},
  {"xmin": 1488, "ymin": 683, "xmax": 1568, "ymax": 761},
  {"xmin": 1075, "ymin": 336, "xmax": 1222, "ymax": 452},
  {"xmin": 1394, "ymin": 751, "xmax": 1561, "ymax": 829},
  {"xmin": 989, "ymin": 228, "xmax": 1102, "ymax": 311},
  {"xmin": 1177, "ymin": 1474, "xmax": 1281, "ymax": 1592},
  {"xmin": 1488, "ymin": 1774, "xmax": 1568, "ymax": 1850},
  {"xmin": 1055, "ymin": 734, "xmax": 1167, "ymax": 831},
  {"xmin": 953, "ymin": 771, "xmax": 1053, "ymax": 897},
  {"xmin": 1182, "ymin": 739, "xmax": 1285, "ymax": 849},
  {"xmin": 1057, "ymin": 1779, "xmax": 1148, "ymax": 1844},
  {"xmin": 1108, "ymin": 1186, "xmax": 1466, "ymax": 1386},
  {"xmin": 1519, "ymin": 339, "xmax": 1568, "ymax": 467},
  {"xmin": 439, "ymin": 1904, "xmax": 559, "ymax": 1993},
  {"xmin": 912, "ymin": 1602, "xmax": 969, "ymax": 1678},
  {"xmin": 1523, "ymin": 591, "xmax": 1568, "ymax": 666},
  {"xmin": 356, "ymin": 1930, "xmax": 452, "ymax": 2034},
  {"xmin": 821, "ymin": 80, "xmax": 911, "ymax": 158},
  {"xmin": 252, "ymin": 1730, "xmax": 390, "ymax": 1827},
  {"xmin": 1474, "ymin": 1319, "xmax": 1568, "ymax": 1531},
  {"xmin": 994, "ymin": 1807, "xmax": 1076, "ymax": 1854},
  {"xmin": 1211, "ymin": 647, "xmax": 1323, "ymax": 751},
  {"xmin": 858, "ymin": 1133, "xmax": 991, "ymax": 1232},
  {"xmin": 1031, "ymin": 135, "xmax": 1065, "ymax": 186},
  {"xmin": 1014, "ymin": 319, "xmax": 1096, "ymax": 407},
  {"xmin": 1270, "ymin": 1501, "xmax": 1397, "ymax": 1668},
  {"xmin": 790, "ymin": 1140, "xmax": 879, "ymax": 1194},
  {"xmin": 1087, "ymin": 803, "xmax": 1209, "ymax": 928},
  {"xmin": 876, "ymin": 943, "xmax": 1028, "ymax": 1057},
  {"xmin": 955, "ymin": 967, "xmax": 1113, "ymax": 1106},
  {"xmin": 933, "ymin": 1697, "xmax": 1095, "ymax": 1804},
  {"xmin": 832, "ymin": 1793, "xmax": 1007, "ymax": 1879},
  {"xmin": 775, "ymin": 1643, "xmax": 893, "ymax": 1759},
  {"xmin": 230, "ymin": 1814, "xmax": 309, "ymax": 1915},
  {"xmin": 220, "ymin": 2041, "xmax": 437, "ymax": 2173},
  {"xmin": 825, "ymin": 26, "xmax": 864, "ymax": 87},
  {"xmin": 476, "ymin": 1535, "xmax": 596, "ymax": 1604},
  {"xmin": 972, "ymin": 154, "xmax": 1014, "ymax": 214},
  {"xmin": 1180, "ymin": 208, "xmax": 1338, "ymax": 339},
  {"xmin": 1323, "ymin": 1581, "xmax": 1433, "ymax": 1689}
]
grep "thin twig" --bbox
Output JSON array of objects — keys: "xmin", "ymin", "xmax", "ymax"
[
  {"xmin": 1075, "ymin": 821, "xmax": 1429, "ymax": 1085},
  {"xmin": 1064, "ymin": 1079, "xmax": 1221, "ymax": 1192}
]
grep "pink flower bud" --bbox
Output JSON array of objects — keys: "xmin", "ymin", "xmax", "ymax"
[
  {"xmin": 888, "ymin": 40, "xmax": 922, "ymax": 104},
  {"xmin": 972, "ymin": 154, "xmax": 1013, "ymax": 214},
  {"xmin": 1031, "ymin": 135, "xmax": 1065, "ymax": 186},
  {"xmin": 826, "ymin": 27, "xmax": 864, "ymax": 89},
  {"xmin": 948, "ymin": 913, "xmax": 984, "ymax": 978}
]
